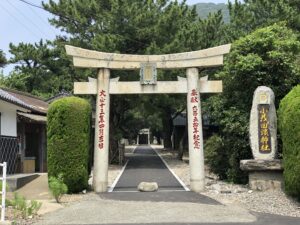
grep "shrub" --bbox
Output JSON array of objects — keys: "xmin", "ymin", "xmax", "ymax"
[
  {"xmin": 278, "ymin": 85, "xmax": 300, "ymax": 198},
  {"xmin": 204, "ymin": 135, "xmax": 227, "ymax": 180},
  {"xmin": 0, "ymin": 181, "xmax": 11, "ymax": 206},
  {"xmin": 49, "ymin": 174, "xmax": 68, "ymax": 203},
  {"xmin": 47, "ymin": 97, "xmax": 91, "ymax": 193},
  {"xmin": 206, "ymin": 23, "xmax": 300, "ymax": 183},
  {"xmin": 10, "ymin": 193, "xmax": 42, "ymax": 218}
]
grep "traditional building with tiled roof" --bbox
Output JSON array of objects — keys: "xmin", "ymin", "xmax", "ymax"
[{"xmin": 0, "ymin": 87, "xmax": 48, "ymax": 175}]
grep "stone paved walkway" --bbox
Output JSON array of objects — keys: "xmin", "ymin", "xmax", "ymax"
[{"xmin": 112, "ymin": 145, "xmax": 185, "ymax": 192}]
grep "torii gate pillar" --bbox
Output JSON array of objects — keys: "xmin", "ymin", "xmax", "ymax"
[
  {"xmin": 187, "ymin": 68, "xmax": 205, "ymax": 191},
  {"xmin": 93, "ymin": 69, "xmax": 110, "ymax": 192}
]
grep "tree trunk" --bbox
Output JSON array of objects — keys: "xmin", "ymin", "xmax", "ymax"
[
  {"xmin": 109, "ymin": 123, "xmax": 119, "ymax": 164},
  {"xmin": 162, "ymin": 115, "xmax": 173, "ymax": 149},
  {"xmin": 177, "ymin": 122, "xmax": 188, "ymax": 160},
  {"xmin": 109, "ymin": 99, "xmax": 121, "ymax": 164}
]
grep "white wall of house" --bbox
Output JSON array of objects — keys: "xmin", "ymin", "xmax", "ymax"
[{"xmin": 0, "ymin": 101, "xmax": 27, "ymax": 137}]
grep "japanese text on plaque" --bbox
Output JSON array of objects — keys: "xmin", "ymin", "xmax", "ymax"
[
  {"xmin": 191, "ymin": 89, "xmax": 200, "ymax": 150},
  {"xmin": 98, "ymin": 90, "xmax": 106, "ymax": 150},
  {"xmin": 258, "ymin": 104, "xmax": 271, "ymax": 153}
]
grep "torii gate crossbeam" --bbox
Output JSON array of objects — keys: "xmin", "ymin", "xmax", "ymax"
[{"xmin": 66, "ymin": 44, "xmax": 231, "ymax": 193}]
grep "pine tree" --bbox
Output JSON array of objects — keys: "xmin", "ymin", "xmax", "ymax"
[
  {"xmin": 41, "ymin": 0, "xmax": 227, "ymax": 150},
  {"xmin": 227, "ymin": 0, "xmax": 299, "ymax": 40},
  {"xmin": 0, "ymin": 50, "xmax": 6, "ymax": 68}
]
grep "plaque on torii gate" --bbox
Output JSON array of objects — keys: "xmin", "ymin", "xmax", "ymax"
[{"xmin": 65, "ymin": 44, "xmax": 231, "ymax": 193}]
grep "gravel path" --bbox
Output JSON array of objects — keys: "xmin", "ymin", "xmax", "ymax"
[{"xmin": 154, "ymin": 146, "xmax": 300, "ymax": 218}]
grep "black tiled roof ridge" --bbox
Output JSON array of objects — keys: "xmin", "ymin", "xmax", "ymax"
[
  {"xmin": 0, "ymin": 88, "xmax": 32, "ymax": 111},
  {"xmin": 46, "ymin": 89, "xmax": 72, "ymax": 103},
  {"xmin": 1, "ymin": 87, "xmax": 46, "ymax": 101}
]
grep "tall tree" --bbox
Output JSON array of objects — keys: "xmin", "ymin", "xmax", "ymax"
[
  {"xmin": 226, "ymin": 0, "xmax": 300, "ymax": 40},
  {"xmin": 5, "ymin": 40, "xmax": 91, "ymax": 98},
  {"xmin": 205, "ymin": 23, "xmax": 300, "ymax": 183},
  {"xmin": 0, "ymin": 50, "xmax": 7, "ymax": 86},
  {"xmin": 202, "ymin": 0, "xmax": 300, "ymax": 182},
  {"xmin": 41, "ymin": 0, "xmax": 227, "ymax": 150},
  {"xmin": 0, "ymin": 50, "xmax": 6, "ymax": 67}
]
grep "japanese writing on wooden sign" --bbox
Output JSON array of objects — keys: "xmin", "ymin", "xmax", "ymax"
[
  {"xmin": 98, "ymin": 90, "xmax": 106, "ymax": 150},
  {"xmin": 258, "ymin": 104, "xmax": 271, "ymax": 153},
  {"xmin": 140, "ymin": 63, "xmax": 157, "ymax": 85},
  {"xmin": 191, "ymin": 89, "xmax": 200, "ymax": 150}
]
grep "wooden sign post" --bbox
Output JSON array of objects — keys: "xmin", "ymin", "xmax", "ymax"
[{"xmin": 66, "ymin": 44, "xmax": 231, "ymax": 192}]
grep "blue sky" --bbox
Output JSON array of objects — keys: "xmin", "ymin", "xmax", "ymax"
[{"xmin": 0, "ymin": 0, "xmax": 229, "ymax": 75}]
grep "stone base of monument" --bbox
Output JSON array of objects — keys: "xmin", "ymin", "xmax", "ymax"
[{"xmin": 240, "ymin": 159, "xmax": 283, "ymax": 191}]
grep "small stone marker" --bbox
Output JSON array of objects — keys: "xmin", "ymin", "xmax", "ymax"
[
  {"xmin": 138, "ymin": 182, "xmax": 158, "ymax": 192},
  {"xmin": 249, "ymin": 86, "xmax": 277, "ymax": 160}
]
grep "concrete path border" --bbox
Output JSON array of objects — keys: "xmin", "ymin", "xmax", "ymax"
[{"xmin": 152, "ymin": 146, "xmax": 189, "ymax": 191}]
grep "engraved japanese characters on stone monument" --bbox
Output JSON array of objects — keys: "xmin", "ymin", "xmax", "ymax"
[
  {"xmin": 258, "ymin": 104, "xmax": 272, "ymax": 153},
  {"xmin": 241, "ymin": 86, "xmax": 282, "ymax": 191},
  {"xmin": 250, "ymin": 86, "xmax": 277, "ymax": 160}
]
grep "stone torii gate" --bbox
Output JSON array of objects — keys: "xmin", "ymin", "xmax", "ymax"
[{"xmin": 65, "ymin": 44, "xmax": 231, "ymax": 193}]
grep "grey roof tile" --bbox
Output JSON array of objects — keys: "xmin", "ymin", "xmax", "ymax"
[{"xmin": 0, "ymin": 88, "xmax": 48, "ymax": 114}]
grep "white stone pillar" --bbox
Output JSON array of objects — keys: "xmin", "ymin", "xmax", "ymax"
[
  {"xmin": 148, "ymin": 130, "xmax": 150, "ymax": 145},
  {"xmin": 93, "ymin": 69, "xmax": 110, "ymax": 192},
  {"xmin": 137, "ymin": 135, "xmax": 139, "ymax": 145},
  {"xmin": 186, "ymin": 68, "xmax": 205, "ymax": 192}
]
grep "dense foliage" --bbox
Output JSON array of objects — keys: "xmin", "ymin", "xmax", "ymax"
[
  {"xmin": 0, "ymin": 50, "xmax": 6, "ymax": 67},
  {"xmin": 42, "ymin": 0, "xmax": 226, "ymax": 151},
  {"xmin": 278, "ymin": 85, "xmax": 300, "ymax": 198},
  {"xmin": 227, "ymin": 0, "xmax": 300, "ymax": 40},
  {"xmin": 205, "ymin": 23, "xmax": 300, "ymax": 183},
  {"xmin": 1, "ymin": 40, "xmax": 90, "ymax": 98},
  {"xmin": 47, "ymin": 97, "xmax": 91, "ymax": 193},
  {"xmin": 204, "ymin": 134, "xmax": 227, "ymax": 180},
  {"xmin": 9, "ymin": 193, "xmax": 42, "ymax": 219}
]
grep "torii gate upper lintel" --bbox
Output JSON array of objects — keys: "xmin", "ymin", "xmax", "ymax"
[{"xmin": 65, "ymin": 44, "xmax": 231, "ymax": 193}]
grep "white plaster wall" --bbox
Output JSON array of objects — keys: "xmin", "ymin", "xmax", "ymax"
[{"xmin": 0, "ymin": 101, "xmax": 24, "ymax": 137}]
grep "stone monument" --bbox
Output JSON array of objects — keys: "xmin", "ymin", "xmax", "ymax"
[
  {"xmin": 241, "ymin": 86, "xmax": 283, "ymax": 191},
  {"xmin": 249, "ymin": 86, "xmax": 277, "ymax": 159}
]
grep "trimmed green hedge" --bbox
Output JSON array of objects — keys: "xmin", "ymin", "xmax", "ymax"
[
  {"xmin": 278, "ymin": 85, "xmax": 300, "ymax": 198},
  {"xmin": 47, "ymin": 97, "xmax": 91, "ymax": 193}
]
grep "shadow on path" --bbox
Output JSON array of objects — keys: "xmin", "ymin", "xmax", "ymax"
[{"xmin": 101, "ymin": 191, "xmax": 221, "ymax": 205}]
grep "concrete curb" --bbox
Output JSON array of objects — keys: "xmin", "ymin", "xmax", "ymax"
[{"xmin": 7, "ymin": 174, "xmax": 39, "ymax": 191}]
